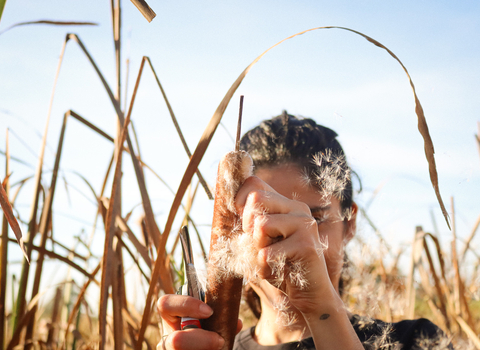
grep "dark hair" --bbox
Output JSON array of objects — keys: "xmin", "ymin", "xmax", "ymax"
[
  {"xmin": 240, "ymin": 111, "xmax": 356, "ymax": 318},
  {"xmin": 239, "ymin": 110, "xmax": 353, "ymax": 211}
]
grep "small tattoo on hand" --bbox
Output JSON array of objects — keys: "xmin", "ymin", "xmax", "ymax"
[{"xmin": 319, "ymin": 314, "xmax": 330, "ymax": 320}]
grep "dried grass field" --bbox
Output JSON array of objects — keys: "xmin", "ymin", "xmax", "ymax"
[{"xmin": 0, "ymin": 1, "xmax": 479, "ymax": 349}]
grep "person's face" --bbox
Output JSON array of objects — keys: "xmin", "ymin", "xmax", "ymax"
[{"xmin": 254, "ymin": 162, "xmax": 356, "ymax": 292}]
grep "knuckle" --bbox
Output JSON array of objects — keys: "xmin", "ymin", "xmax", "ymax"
[
  {"xmin": 167, "ymin": 331, "xmax": 183, "ymax": 349},
  {"xmin": 254, "ymin": 214, "xmax": 269, "ymax": 233},
  {"xmin": 246, "ymin": 190, "xmax": 262, "ymax": 206},
  {"xmin": 243, "ymin": 175, "xmax": 262, "ymax": 188},
  {"xmin": 157, "ymin": 295, "xmax": 171, "ymax": 314},
  {"xmin": 296, "ymin": 201, "xmax": 311, "ymax": 214}
]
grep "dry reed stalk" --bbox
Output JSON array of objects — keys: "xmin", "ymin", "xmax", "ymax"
[
  {"xmin": 114, "ymin": 233, "xmax": 150, "ymax": 282},
  {"xmin": 7, "ymin": 238, "xmax": 99, "ymax": 282},
  {"xmin": 450, "ymin": 198, "xmax": 463, "ymax": 318},
  {"xmin": 100, "ymin": 197, "xmax": 152, "ymax": 268},
  {"xmin": 406, "ymin": 226, "xmax": 424, "ymax": 318},
  {"xmin": 60, "ymin": 263, "xmax": 101, "ymax": 350},
  {"xmin": 24, "ymin": 110, "xmax": 71, "ymax": 348},
  {"xmin": 0, "ymin": 129, "xmax": 10, "ymax": 350},
  {"xmin": 112, "ymin": 239, "xmax": 125, "ymax": 350},
  {"xmin": 7, "ymin": 287, "xmax": 48, "ymax": 350},
  {"xmin": 13, "ymin": 34, "xmax": 69, "ymax": 336},
  {"xmin": 460, "ymin": 213, "xmax": 480, "ymax": 263},
  {"xmin": 46, "ymin": 286, "xmax": 63, "ymax": 348},
  {"xmin": 129, "ymin": 0, "xmax": 156, "ymax": 22},
  {"xmin": 170, "ymin": 182, "xmax": 199, "ymax": 255},
  {"xmin": 422, "ymin": 233, "xmax": 450, "ymax": 330},
  {"xmin": 99, "ymin": 105, "xmax": 131, "ymax": 350},
  {"xmin": 145, "ymin": 57, "xmax": 213, "ymax": 200},
  {"xmin": 455, "ymin": 316, "xmax": 480, "ymax": 349},
  {"xmin": 116, "ymin": 215, "xmax": 152, "ymax": 267}
]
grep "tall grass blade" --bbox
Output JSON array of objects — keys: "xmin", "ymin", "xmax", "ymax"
[
  {"xmin": 0, "ymin": 175, "xmax": 27, "ymax": 262},
  {"xmin": 129, "ymin": 0, "xmax": 156, "ymax": 22},
  {"xmin": 71, "ymin": 38, "xmax": 177, "ymax": 333},
  {"xmin": 70, "ymin": 38, "xmax": 168, "ymax": 268},
  {"xmin": 112, "ymin": 241, "xmax": 124, "ymax": 350},
  {"xmin": 14, "ymin": 34, "xmax": 69, "ymax": 335},
  {"xmin": 407, "ymin": 226, "xmax": 424, "ymax": 318},
  {"xmin": 114, "ymin": 233, "xmax": 150, "ymax": 282},
  {"xmin": 69, "ymin": 111, "xmax": 114, "ymax": 142},
  {"xmin": 123, "ymin": 58, "xmax": 174, "ymax": 292},
  {"xmin": 460, "ymin": 213, "xmax": 480, "ymax": 262},
  {"xmin": 99, "ymin": 84, "xmax": 134, "ymax": 350},
  {"xmin": 455, "ymin": 316, "xmax": 480, "ymax": 349},
  {"xmin": 0, "ymin": 0, "xmax": 6, "ymax": 24},
  {"xmin": 60, "ymin": 263, "xmax": 101, "ymax": 350},
  {"xmin": 46, "ymin": 286, "xmax": 63, "ymax": 348},
  {"xmin": 422, "ymin": 233, "xmax": 450, "ymax": 330},
  {"xmin": 8, "ymin": 290, "xmax": 45, "ymax": 350},
  {"xmin": 7, "ymin": 238, "xmax": 98, "ymax": 282},
  {"xmin": 111, "ymin": 0, "xmax": 121, "ymax": 109},
  {"xmin": 145, "ymin": 58, "xmax": 213, "ymax": 200},
  {"xmin": 0, "ymin": 129, "xmax": 10, "ymax": 350},
  {"xmin": 24, "ymin": 111, "xmax": 70, "ymax": 348},
  {"xmin": 0, "ymin": 20, "xmax": 98, "ymax": 35},
  {"xmin": 450, "ymin": 198, "xmax": 462, "ymax": 317}
]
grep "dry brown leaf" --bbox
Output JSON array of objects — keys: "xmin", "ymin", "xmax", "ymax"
[
  {"xmin": 0, "ymin": 20, "xmax": 98, "ymax": 35},
  {"xmin": 129, "ymin": 0, "xmax": 156, "ymax": 22},
  {"xmin": 0, "ymin": 180, "xmax": 28, "ymax": 262}
]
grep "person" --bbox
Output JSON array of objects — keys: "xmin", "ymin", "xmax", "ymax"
[{"xmin": 157, "ymin": 111, "xmax": 451, "ymax": 350}]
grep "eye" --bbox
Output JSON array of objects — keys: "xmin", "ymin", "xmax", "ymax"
[{"xmin": 313, "ymin": 213, "xmax": 328, "ymax": 224}]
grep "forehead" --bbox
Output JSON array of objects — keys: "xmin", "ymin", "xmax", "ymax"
[{"xmin": 254, "ymin": 163, "xmax": 341, "ymax": 210}]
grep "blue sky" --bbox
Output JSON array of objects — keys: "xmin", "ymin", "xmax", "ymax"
[{"xmin": 1, "ymin": 0, "xmax": 479, "ymax": 280}]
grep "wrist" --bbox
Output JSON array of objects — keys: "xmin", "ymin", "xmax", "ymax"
[{"xmin": 300, "ymin": 290, "xmax": 345, "ymax": 323}]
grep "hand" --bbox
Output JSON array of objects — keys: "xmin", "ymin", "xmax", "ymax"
[
  {"xmin": 157, "ymin": 294, "xmax": 242, "ymax": 350},
  {"xmin": 234, "ymin": 175, "xmax": 341, "ymax": 315}
]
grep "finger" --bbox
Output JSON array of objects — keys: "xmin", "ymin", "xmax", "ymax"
[
  {"xmin": 252, "ymin": 213, "xmax": 316, "ymax": 249},
  {"xmin": 164, "ymin": 329, "xmax": 225, "ymax": 350},
  {"xmin": 241, "ymin": 192, "xmax": 310, "ymax": 235},
  {"xmin": 236, "ymin": 319, "xmax": 243, "ymax": 334},
  {"xmin": 157, "ymin": 295, "xmax": 213, "ymax": 329},
  {"xmin": 235, "ymin": 176, "xmax": 276, "ymax": 214},
  {"xmin": 255, "ymin": 233, "xmax": 324, "ymax": 283}
]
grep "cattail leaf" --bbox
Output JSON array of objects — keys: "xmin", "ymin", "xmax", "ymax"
[
  {"xmin": 0, "ymin": 20, "xmax": 98, "ymax": 35},
  {"xmin": 0, "ymin": 0, "xmax": 6, "ymax": 23},
  {"xmin": 0, "ymin": 181, "xmax": 28, "ymax": 262}
]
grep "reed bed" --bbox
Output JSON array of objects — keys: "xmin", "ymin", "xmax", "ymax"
[{"xmin": 0, "ymin": 2, "xmax": 479, "ymax": 350}]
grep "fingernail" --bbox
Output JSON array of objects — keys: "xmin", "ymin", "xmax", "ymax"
[
  {"xmin": 199, "ymin": 303, "xmax": 213, "ymax": 316},
  {"xmin": 217, "ymin": 336, "xmax": 225, "ymax": 350}
]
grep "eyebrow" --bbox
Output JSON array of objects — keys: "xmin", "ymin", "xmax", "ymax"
[{"xmin": 310, "ymin": 206, "xmax": 330, "ymax": 213}]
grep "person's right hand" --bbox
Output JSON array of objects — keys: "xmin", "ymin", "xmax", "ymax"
[{"xmin": 157, "ymin": 294, "xmax": 242, "ymax": 350}]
